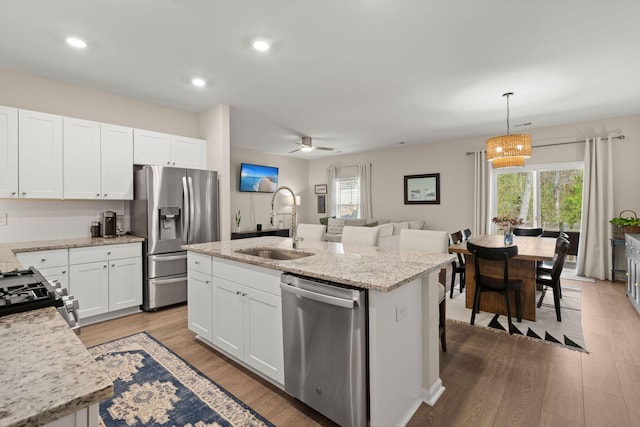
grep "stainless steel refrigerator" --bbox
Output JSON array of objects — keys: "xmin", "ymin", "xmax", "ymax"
[{"xmin": 130, "ymin": 165, "xmax": 219, "ymax": 311}]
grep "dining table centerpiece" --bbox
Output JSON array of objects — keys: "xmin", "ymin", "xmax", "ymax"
[{"xmin": 492, "ymin": 216, "xmax": 524, "ymax": 245}]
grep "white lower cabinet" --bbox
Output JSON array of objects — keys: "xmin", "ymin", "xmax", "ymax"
[
  {"xmin": 187, "ymin": 270, "xmax": 213, "ymax": 342},
  {"xmin": 16, "ymin": 249, "xmax": 69, "ymax": 291},
  {"xmin": 70, "ymin": 261, "xmax": 109, "ymax": 318},
  {"xmin": 69, "ymin": 243, "xmax": 142, "ymax": 321},
  {"xmin": 187, "ymin": 253, "xmax": 284, "ymax": 385}
]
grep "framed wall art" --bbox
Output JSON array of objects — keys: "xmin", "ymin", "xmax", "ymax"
[
  {"xmin": 404, "ymin": 173, "xmax": 440, "ymax": 204},
  {"xmin": 317, "ymin": 194, "xmax": 327, "ymax": 213},
  {"xmin": 314, "ymin": 184, "xmax": 327, "ymax": 194}
]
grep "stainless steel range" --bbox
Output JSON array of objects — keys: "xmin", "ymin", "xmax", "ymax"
[{"xmin": 0, "ymin": 267, "xmax": 80, "ymax": 333}]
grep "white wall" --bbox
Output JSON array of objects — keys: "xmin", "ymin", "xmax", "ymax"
[
  {"xmin": 0, "ymin": 68, "xmax": 230, "ymax": 243},
  {"xmin": 306, "ymin": 114, "xmax": 640, "ymax": 234},
  {"xmin": 230, "ymin": 147, "xmax": 309, "ymax": 235}
]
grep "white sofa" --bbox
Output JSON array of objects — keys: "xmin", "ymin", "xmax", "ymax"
[{"xmin": 323, "ymin": 218, "xmax": 427, "ymax": 249}]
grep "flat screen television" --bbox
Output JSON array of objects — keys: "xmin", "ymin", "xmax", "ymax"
[{"xmin": 239, "ymin": 163, "xmax": 279, "ymax": 193}]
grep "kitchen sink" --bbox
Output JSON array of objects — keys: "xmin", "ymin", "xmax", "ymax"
[{"xmin": 235, "ymin": 247, "xmax": 314, "ymax": 260}]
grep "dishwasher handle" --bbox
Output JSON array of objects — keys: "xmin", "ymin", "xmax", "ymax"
[{"xmin": 280, "ymin": 282, "xmax": 357, "ymax": 309}]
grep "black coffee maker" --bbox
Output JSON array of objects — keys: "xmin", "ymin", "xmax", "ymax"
[{"xmin": 103, "ymin": 211, "xmax": 117, "ymax": 238}]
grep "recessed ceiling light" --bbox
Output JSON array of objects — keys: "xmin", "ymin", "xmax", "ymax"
[
  {"xmin": 66, "ymin": 37, "xmax": 87, "ymax": 49},
  {"xmin": 191, "ymin": 78, "xmax": 206, "ymax": 87},
  {"xmin": 252, "ymin": 40, "xmax": 271, "ymax": 52}
]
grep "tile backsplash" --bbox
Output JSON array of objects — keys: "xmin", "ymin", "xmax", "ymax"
[{"xmin": 0, "ymin": 199, "xmax": 129, "ymax": 243}]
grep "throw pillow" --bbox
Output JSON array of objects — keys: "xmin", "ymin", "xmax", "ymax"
[
  {"xmin": 319, "ymin": 216, "xmax": 334, "ymax": 226},
  {"xmin": 376, "ymin": 223, "xmax": 394, "ymax": 237},
  {"xmin": 392, "ymin": 222, "xmax": 409, "ymax": 235},
  {"xmin": 364, "ymin": 221, "xmax": 379, "ymax": 227},
  {"xmin": 408, "ymin": 220, "xmax": 425, "ymax": 230},
  {"xmin": 327, "ymin": 218, "xmax": 346, "ymax": 235}
]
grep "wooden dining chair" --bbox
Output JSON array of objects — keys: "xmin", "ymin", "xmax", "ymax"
[
  {"xmin": 448, "ymin": 231, "xmax": 466, "ymax": 298},
  {"xmin": 399, "ymin": 229, "xmax": 449, "ymax": 352},
  {"xmin": 467, "ymin": 242, "xmax": 522, "ymax": 334},
  {"xmin": 536, "ymin": 238, "xmax": 570, "ymax": 321},
  {"xmin": 513, "ymin": 227, "xmax": 543, "ymax": 237}
]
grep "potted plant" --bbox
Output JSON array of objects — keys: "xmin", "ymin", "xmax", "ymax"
[
  {"xmin": 234, "ymin": 210, "xmax": 241, "ymax": 232},
  {"xmin": 610, "ymin": 210, "xmax": 640, "ymax": 238}
]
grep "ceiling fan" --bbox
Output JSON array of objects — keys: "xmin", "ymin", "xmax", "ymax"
[{"xmin": 289, "ymin": 136, "xmax": 334, "ymax": 154}]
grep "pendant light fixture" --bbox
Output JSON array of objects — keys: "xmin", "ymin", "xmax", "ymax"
[{"xmin": 486, "ymin": 92, "xmax": 531, "ymax": 169}]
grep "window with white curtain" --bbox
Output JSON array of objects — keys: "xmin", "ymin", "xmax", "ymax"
[
  {"xmin": 335, "ymin": 177, "xmax": 360, "ymax": 218},
  {"xmin": 490, "ymin": 161, "xmax": 584, "ymax": 232}
]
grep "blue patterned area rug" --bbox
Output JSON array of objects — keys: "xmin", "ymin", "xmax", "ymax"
[{"xmin": 88, "ymin": 332, "xmax": 274, "ymax": 427}]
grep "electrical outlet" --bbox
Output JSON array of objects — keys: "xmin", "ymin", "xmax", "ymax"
[
  {"xmin": 396, "ymin": 304, "xmax": 407, "ymax": 322},
  {"xmin": 0, "ymin": 213, "xmax": 7, "ymax": 227}
]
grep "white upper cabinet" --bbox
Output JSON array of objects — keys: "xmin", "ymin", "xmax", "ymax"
[
  {"xmin": 18, "ymin": 109, "xmax": 63, "ymax": 199},
  {"xmin": 171, "ymin": 135, "xmax": 207, "ymax": 169},
  {"xmin": 101, "ymin": 124, "xmax": 133, "ymax": 199},
  {"xmin": 0, "ymin": 106, "xmax": 18, "ymax": 198},
  {"xmin": 63, "ymin": 117, "xmax": 101, "ymax": 199},
  {"xmin": 134, "ymin": 129, "xmax": 206, "ymax": 169},
  {"xmin": 133, "ymin": 129, "xmax": 172, "ymax": 166},
  {"xmin": 63, "ymin": 119, "xmax": 133, "ymax": 200}
]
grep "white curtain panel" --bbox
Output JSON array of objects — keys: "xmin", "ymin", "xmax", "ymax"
[
  {"xmin": 473, "ymin": 150, "xmax": 489, "ymax": 235},
  {"xmin": 328, "ymin": 165, "xmax": 337, "ymax": 216},
  {"xmin": 358, "ymin": 163, "xmax": 373, "ymax": 219},
  {"xmin": 577, "ymin": 136, "xmax": 613, "ymax": 280}
]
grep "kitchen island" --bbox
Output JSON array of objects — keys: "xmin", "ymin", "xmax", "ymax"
[
  {"xmin": 183, "ymin": 236, "xmax": 454, "ymax": 427},
  {"xmin": 0, "ymin": 308, "xmax": 112, "ymax": 427},
  {"xmin": 0, "ymin": 236, "xmax": 146, "ymax": 427}
]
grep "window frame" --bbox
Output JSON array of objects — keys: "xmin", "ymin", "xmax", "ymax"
[{"xmin": 489, "ymin": 161, "xmax": 584, "ymax": 232}]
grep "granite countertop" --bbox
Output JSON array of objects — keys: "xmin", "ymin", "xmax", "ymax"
[
  {"xmin": 183, "ymin": 236, "xmax": 455, "ymax": 292},
  {"xmin": 0, "ymin": 236, "xmax": 144, "ymax": 426},
  {"xmin": 0, "ymin": 307, "xmax": 113, "ymax": 427},
  {"xmin": 0, "ymin": 235, "xmax": 145, "ymax": 272}
]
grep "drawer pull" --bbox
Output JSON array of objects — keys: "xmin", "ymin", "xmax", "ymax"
[
  {"xmin": 195, "ymin": 261, "xmax": 200, "ymax": 265},
  {"xmin": 236, "ymin": 291, "xmax": 241, "ymax": 295},
  {"xmin": 41, "ymin": 258, "xmax": 46, "ymax": 262}
]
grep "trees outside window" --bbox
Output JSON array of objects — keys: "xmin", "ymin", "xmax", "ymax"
[{"xmin": 492, "ymin": 162, "xmax": 583, "ymax": 232}]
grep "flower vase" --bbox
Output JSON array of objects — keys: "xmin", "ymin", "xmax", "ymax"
[{"xmin": 503, "ymin": 227, "xmax": 514, "ymax": 245}]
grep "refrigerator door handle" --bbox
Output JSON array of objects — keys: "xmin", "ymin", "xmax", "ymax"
[
  {"xmin": 188, "ymin": 176, "xmax": 195, "ymax": 242},
  {"xmin": 182, "ymin": 176, "xmax": 190, "ymax": 244}
]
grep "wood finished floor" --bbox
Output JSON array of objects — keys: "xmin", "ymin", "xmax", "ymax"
[{"xmin": 79, "ymin": 278, "xmax": 640, "ymax": 427}]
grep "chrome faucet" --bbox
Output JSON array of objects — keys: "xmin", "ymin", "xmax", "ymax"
[{"xmin": 270, "ymin": 186, "xmax": 300, "ymax": 248}]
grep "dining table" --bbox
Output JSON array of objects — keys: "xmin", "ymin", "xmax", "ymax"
[{"xmin": 448, "ymin": 234, "xmax": 556, "ymax": 321}]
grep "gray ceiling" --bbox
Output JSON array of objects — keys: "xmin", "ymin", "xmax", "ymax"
[{"xmin": 1, "ymin": 0, "xmax": 639, "ymax": 158}]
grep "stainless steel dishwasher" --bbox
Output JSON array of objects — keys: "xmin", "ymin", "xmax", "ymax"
[{"xmin": 280, "ymin": 273, "xmax": 368, "ymax": 427}]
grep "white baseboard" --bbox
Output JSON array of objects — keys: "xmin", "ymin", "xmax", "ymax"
[{"xmin": 422, "ymin": 378, "xmax": 446, "ymax": 407}]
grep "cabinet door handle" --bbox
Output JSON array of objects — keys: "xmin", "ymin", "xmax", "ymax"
[
  {"xmin": 96, "ymin": 193, "xmax": 100, "ymax": 197},
  {"xmin": 205, "ymin": 280, "xmax": 210, "ymax": 284},
  {"xmin": 112, "ymin": 264, "xmax": 115, "ymax": 267},
  {"xmin": 103, "ymin": 265, "xmax": 107, "ymax": 268},
  {"xmin": 11, "ymin": 192, "xmax": 16, "ymax": 195},
  {"xmin": 172, "ymin": 162, "xmax": 175, "ymax": 166},
  {"xmin": 104, "ymin": 194, "xmax": 107, "ymax": 197},
  {"xmin": 195, "ymin": 261, "xmax": 200, "ymax": 265},
  {"xmin": 41, "ymin": 258, "xmax": 46, "ymax": 262},
  {"xmin": 242, "ymin": 292, "xmax": 247, "ymax": 297},
  {"xmin": 62, "ymin": 270, "xmax": 66, "ymax": 274},
  {"xmin": 22, "ymin": 192, "xmax": 26, "ymax": 195},
  {"xmin": 107, "ymin": 251, "xmax": 111, "ymax": 255},
  {"xmin": 167, "ymin": 161, "xmax": 171, "ymax": 165},
  {"xmin": 236, "ymin": 291, "xmax": 241, "ymax": 295}
]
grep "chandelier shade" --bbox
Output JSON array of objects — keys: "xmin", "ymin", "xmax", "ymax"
[
  {"xmin": 486, "ymin": 92, "xmax": 531, "ymax": 169},
  {"xmin": 491, "ymin": 155, "xmax": 526, "ymax": 169},
  {"xmin": 486, "ymin": 133, "xmax": 532, "ymax": 161}
]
